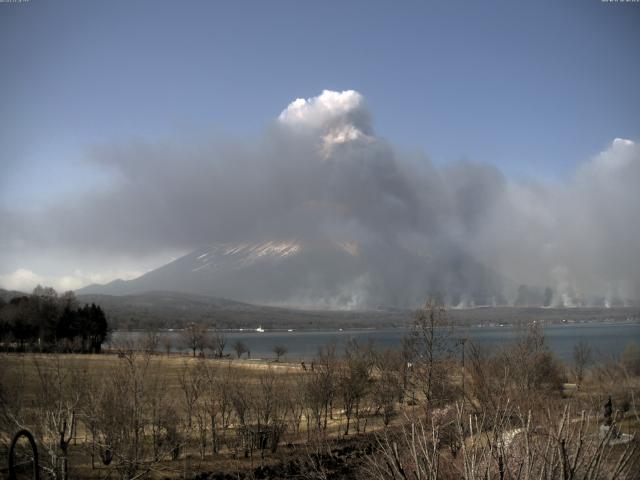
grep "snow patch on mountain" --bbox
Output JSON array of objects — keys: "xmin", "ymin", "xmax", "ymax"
[{"xmin": 191, "ymin": 241, "xmax": 303, "ymax": 272}]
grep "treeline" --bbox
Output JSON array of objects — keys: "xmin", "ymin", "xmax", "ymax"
[{"xmin": 0, "ymin": 285, "xmax": 109, "ymax": 353}]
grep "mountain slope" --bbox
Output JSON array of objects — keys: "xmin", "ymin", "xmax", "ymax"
[
  {"xmin": 77, "ymin": 238, "xmax": 507, "ymax": 308},
  {"xmin": 74, "ymin": 290, "xmax": 411, "ymax": 330},
  {"xmin": 78, "ymin": 240, "xmax": 366, "ymax": 304}
]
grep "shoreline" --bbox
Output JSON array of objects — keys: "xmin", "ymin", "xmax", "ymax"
[{"xmin": 110, "ymin": 317, "xmax": 640, "ymax": 335}]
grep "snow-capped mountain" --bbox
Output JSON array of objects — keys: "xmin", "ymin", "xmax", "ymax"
[
  {"xmin": 77, "ymin": 240, "xmax": 367, "ymax": 306},
  {"xmin": 77, "ymin": 237, "xmax": 507, "ymax": 309}
]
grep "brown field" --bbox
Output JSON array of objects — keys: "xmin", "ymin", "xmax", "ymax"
[
  {"xmin": 0, "ymin": 351, "xmax": 401, "ymax": 479},
  {"xmin": 3, "ymin": 329, "xmax": 640, "ymax": 480}
]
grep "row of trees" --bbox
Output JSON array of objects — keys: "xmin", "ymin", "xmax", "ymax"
[
  {"xmin": 0, "ymin": 286, "xmax": 109, "ymax": 353},
  {"xmin": 137, "ymin": 323, "xmax": 291, "ymax": 361}
]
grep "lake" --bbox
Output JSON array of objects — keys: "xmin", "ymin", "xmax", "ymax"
[{"xmin": 109, "ymin": 321, "xmax": 640, "ymax": 364}]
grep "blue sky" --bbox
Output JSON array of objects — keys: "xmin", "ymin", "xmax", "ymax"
[
  {"xmin": 2, "ymin": 0, "xmax": 639, "ymax": 209},
  {"xmin": 1, "ymin": 0, "xmax": 640, "ymax": 294}
]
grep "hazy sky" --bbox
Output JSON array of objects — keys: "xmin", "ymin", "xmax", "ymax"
[{"xmin": 1, "ymin": 0, "xmax": 639, "ymax": 298}]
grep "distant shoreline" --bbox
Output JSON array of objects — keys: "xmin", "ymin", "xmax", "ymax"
[{"xmin": 111, "ymin": 316, "xmax": 640, "ymax": 335}]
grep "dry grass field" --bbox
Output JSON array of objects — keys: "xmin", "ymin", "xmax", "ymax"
[
  {"xmin": 3, "ymin": 325, "xmax": 640, "ymax": 480},
  {"xmin": 0, "ymin": 351, "xmax": 403, "ymax": 479}
]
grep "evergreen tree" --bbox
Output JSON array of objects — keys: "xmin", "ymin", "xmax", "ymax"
[
  {"xmin": 88, "ymin": 303, "xmax": 108, "ymax": 353},
  {"xmin": 0, "ymin": 287, "xmax": 109, "ymax": 353}
]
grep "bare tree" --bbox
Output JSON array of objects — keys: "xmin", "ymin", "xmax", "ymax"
[
  {"xmin": 253, "ymin": 367, "xmax": 288, "ymax": 455},
  {"xmin": 466, "ymin": 341, "xmax": 506, "ymax": 414},
  {"xmin": 233, "ymin": 340, "xmax": 248, "ymax": 359},
  {"xmin": 212, "ymin": 329, "xmax": 226, "ymax": 358},
  {"xmin": 194, "ymin": 396, "xmax": 209, "ymax": 460},
  {"xmin": 367, "ymin": 402, "xmax": 640, "ymax": 480},
  {"xmin": 0, "ymin": 354, "xmax": 28, "ymax": 458},
  {"xmin": 621, "ymin": 341, "xmax": 640, "ymax": 375},
  {"xmin": 180, "ymin": 323, "xmax": 207, "ymax": 357},
  {"xmin": 467, "ymin": 325, "xmax": 563, "ymax": 415},
  {"xmin": 411, "ymin": 297, "xmax": 454, "ymax": 411},
  {"xmin": 178, "ymin": 361, "xmax": 203, "ymax": 430},
  {"xmin": 202, "ymin": 362, "xmax": 233, "ymax": 455},
  {"xmin": 573, "ymin": 340, "xmax": 592, "ymax": 385},
  {"xmin": 32, "ymin": 357, "xmax": 84, "ymax": 480},
  {"xmin": 299, "ymin": 343, "xmax": 339, "ymax": 438},
  {"xmin": 286, "ymin": 372, "xmax": 307, "ymax": 435},
  {"xmin": 229, "ymin": 378, "xmax": 254, "ymax": 459},
  {"xmin": 142, "ymin": 328, "xmax": 160, "ymax": 355},
  {"xmin": 90, "ymin": 350, "xmax": 156, "ymax": 479},
  {"xmin": 338, "ymin": 339, "xmax": 373, "ymax": 435},
  {"xmin": 161, "ymin": 333, "xmax": 173, "ymax": 356},
  {"xmin": 508, "ymin": 322, "xmax": 564, "ymax": 409},
  {"xmin": 272, "ymin": 344, "xmax": 287, "ymax": 362},
  {"xmin": 373, "ymin": 349, "xmax": 404, "ymax": 426},
  {"xmin": 145, "ymin": 363, "xmax": 175, "ymax": 463}
]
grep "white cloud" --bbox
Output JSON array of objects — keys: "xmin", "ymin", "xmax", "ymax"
[
  {"xmin": 278, "ymin": 89, "xmax": 375, "ymax": 158},
  {"xmin": 580, "ymin": 138, "xmax": 637, "ymax": 176},
  {"xmin": 0, "ymin": 268, "xmax": 143, "ymax": 293},
  {"xmin": 0, "ymin": 269, "xmax": 46, "ymax": 292},
  {"xmin": 278, "ymin": 90, "xmax": 367, "ymax": 130}
]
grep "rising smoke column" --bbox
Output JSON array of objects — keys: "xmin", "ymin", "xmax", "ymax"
[{"xmin": 1, "ymin": 90, "xmax": 639, "ymax": 307}]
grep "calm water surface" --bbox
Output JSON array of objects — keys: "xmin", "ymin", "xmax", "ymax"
[{"xmin": 110, "ymin": 322, "xmax": 640, "ymax": 363}]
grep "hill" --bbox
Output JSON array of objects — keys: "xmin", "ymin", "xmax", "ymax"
[
  {"xmin": 3, "ymin": 288, "xmax": 638, "ymax": 331},
  {"xmin": 74, "ymin": 290, "xmax": 412, "ymax": 330}
]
